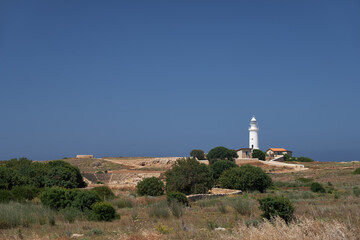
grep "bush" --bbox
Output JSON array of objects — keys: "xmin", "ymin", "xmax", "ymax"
[
  {"xmin": 68, "ymin": 190, "xmax": 101, "ymax": 212},
  {"xmin": 210, "ymin": 160, "xmax": 238, "ymax": 180},
  {"xmin": 218, "ymin": 164, "xmax": 272, "ymax": 192},
  {"xmin": 40, "ymin": 187, "xmax": 101, "ymax": 212},
  {"xmin": 92, "ymin": 186, "xmax": 115, "ymax": 200},
  {"xmin": 353, "ymin": 168, "xmax": 360, "ymax": 175},
  {"xmin": 310, "ymin": 182, "xmax": 326, "ymax": 193},
  {"xmin": 0, "ymin": 190, "xmax": 14, "ymax": 203},
  {"xmin": 40, "ymin": 187, "xmax": 67, "ymax": 210},
  {"xmin": 258, "ymin": 195, "xmax": 294, "ymax": 223},
  {"xmin": 190, "ymin": 149, "xmax": 206, "ymax": 160},
  {"xmin": 45, "ymin": 160, "xmax": 86, "ymax": 189},
  {"xmin": 0, "ymin": 166, "xmax": 24, "ymax": 190},
  {"xmin": 11, "ymin": 186, "xmax": 40, "ymax": 201},
  {"xmin": 165, "ymin": 158, "xmax": 214, "ymax": 195},
  {"xmin": 91, "ymin": 202, "xmax": 118, "ymax": 221},
  {"xmin": 252, "ymin": 149, "xmax": 265, "ymax": 160},
  {"xmin": 166, "ymin": 192, "xmax": 188, "ymax": 206},
  {"xmin": 295, "ymin": 157, "xmax": 314, "ymax": 162},
  {"xmin": 207, "ymin": 147, "xmax": 238, "ymax": 164},
  {"xmin": 137, "ymin": 177, "xmax": 164, "ymax": 196}
]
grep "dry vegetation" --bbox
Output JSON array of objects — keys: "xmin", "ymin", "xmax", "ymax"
[{"xmin": 1, "ymin": 160, "xmax": 360, "ymax": 240}]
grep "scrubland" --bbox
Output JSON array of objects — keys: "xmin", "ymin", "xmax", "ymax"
[{"xmin": 1, "ymin": 161, "xmax": 360, "ymax": 240}]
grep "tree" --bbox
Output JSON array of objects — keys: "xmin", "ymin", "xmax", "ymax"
[
  {"xmin": 136, "ymin": 177, "xmax": 164, "ymax": 196},
  {"xmin": 218, "ymin": 164, "xmax": 272, "ymax": 192},
  {"xmin": 252, "ymin": 149, "xmax": 265, "ymax": 160},
  {"xmin": 40, "ymin": 187, "xmax": 68, "ymax": 210},
  {"xmin": 0, "ymin": 166, "xmax": 24, "ymax": 190},
  {"xmin": 207, "ymin": 146, "xmax": 238, "ymax": 164},
  {"xmin": 190, "ymin": 149, "xmax": 206, "ymax": 160},
  {"xmin": 210, "ymin": 160, "xmax": 238, "ymax": 180},
  {"xmin": 45, "ymin": 160, "xmax": 86, "ymax": 189},
  {"xmin": 258, "ymin": 195, "xmax": 294, "ymax": 223},
  {"xmin": 165, "ymin": 158, "xmax": 214, "ymax": 195}
]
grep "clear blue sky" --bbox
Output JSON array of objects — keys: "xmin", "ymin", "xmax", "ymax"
[{"xmin": 1, "ymin": 1, "xmax": 359, "ymax": 162}]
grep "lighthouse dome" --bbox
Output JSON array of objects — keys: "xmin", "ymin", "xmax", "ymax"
[{"xmin": 251, "ymin": 116, "xmax": 257, "ymax": 122}]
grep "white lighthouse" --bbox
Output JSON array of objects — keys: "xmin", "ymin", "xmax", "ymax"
[{"xmin": 249, "ymin": 116, "xmax": 259, "ymax": 149}]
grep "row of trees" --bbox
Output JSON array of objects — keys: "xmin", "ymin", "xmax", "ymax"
[
  {"xmin": 0, "ymin": 158, "xmax": 86, "ymax": 190},
  {"xmin": 190, "ymin": 147, "xmax": 266, "ymax": 162},
  {"xmin": 136, "ymin": 157, "xmax": 273, "ymax": 196}
]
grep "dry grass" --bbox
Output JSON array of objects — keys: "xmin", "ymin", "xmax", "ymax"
[{"xmin": 1, "ymin": 161, "xmax": 360, "ymax": 239}]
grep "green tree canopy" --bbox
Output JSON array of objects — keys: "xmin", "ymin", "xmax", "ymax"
[
  {"xmin": 136, "ymin": 177, "xmax": 164, "ymax": 196},
  {"xmin": 190, "ymin": 149, "xmax": 206, "ymax": 160},
  {"xmin": 45, "ymin": 160, "xmax": 86, "ymax": 189},
  {"xmin": 252, "ymin": 149, "xmax": 265, "ymax": 160},
  {"xmin": 165, "ymin": 158, "xmax": 214, "ymax": 195},
  {"xmin": 218, "ymin": 164, "xmax": 272, "ymax": 192},
  {"xmin": 0, "ymin": 158, "xmax": 86, "ymax": 189},
  {"xmin": 206, "ymin": 146, "xmax": 238, "ymax": 164},
  {"xmin": 210, "ymin": 160, "xmax": 238, "ymax": 180}
]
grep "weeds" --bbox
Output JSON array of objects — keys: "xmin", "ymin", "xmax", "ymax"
[
  {"xmin": 228, "ymin": 197, "xmax": 254, "ymax": 216},
  {"xmin": 0, "ymin": 202, "xmax": 54, "ymax": 229},
  {"xmin": 169, "ymin": 200, "xmax": 184, "ymax": 218},
  {"xmin": 148, "ymin": 201, "xmax": 169, "ymax": 219}
]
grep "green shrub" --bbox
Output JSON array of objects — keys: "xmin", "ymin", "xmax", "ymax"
[
  {"xmin": 295, "ymin": 157, "xmax": 314, "ymax": 162},
  {"xmin": 166, "ymin": 192, "xmax": 188, "ymax": 206},
  {"xmin": 207, "ymin": 146, "xmax": 238, "ymax": 164},
  {"xmin": 40, "ymin": 187, "xmax": 101, "ymax": 212},
  {"xmin": 0, "ymin": 190, "xmax": 14, "ymax": 203},
  {"xmin": 39, "ymin": 187, "xmax": 67, "ymax": 210},
  {"xmin": 210, "ymin": 160, "xmax": 238, "ymax": 180},
  {"xmin": 190, "ymin": 149, "xmax": 206, "ymax": 160},
  {"xmin": 91, "ymin": 186, "xmax": 115, "ymax": 200},
  {"xmin": 310, "ymin": 182, "xmax": 326, "ymax": 193},
  {"xmin": 68, "ymin": 190, "xmax": 101, "ymax": 212},
  {"xmin": 218, "ymin": 164, "xmax": 272, "ymax": 192},
  {"xmin": 165, "ymin": 158, "xmax": 214, "ymax": 195},
  {"xmin": 353, "ymin": 168, "xmax": 360, "ymax": 175},
  {"xmin": 116, "ymin": 199, "xmax": 133, "ymax": 208},
  {"xmin": 45, "ymin": 160, "xmax": 87, "ymax": 189},
  {"xmin": 136, "ymin": 177, "xmax": 164, "ymax": 196},
  {"xmin": 258, "ymin": 195, "xmax": 294, "ymax": 223},
  {"xmin": 252, "ymin": 149, "xmax": 265, "ymax": 160},
  {"xmin": 11, "ymin": 186, "xmax": 40, "ymax": 201},
  {"xmin": 0, "ymin": 166, "xmax": 24, "ymax": 190},
  {"xmin": 91, "ymin": 202, "xmax": 118, "ymax": 221}
]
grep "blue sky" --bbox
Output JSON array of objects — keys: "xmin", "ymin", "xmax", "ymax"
[{"xmin": 0, "ymin": 1, "xmax": 359, "ymax": 161}]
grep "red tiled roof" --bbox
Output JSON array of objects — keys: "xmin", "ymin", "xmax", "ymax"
[{"xmin": 267, "ymin": 148, "xmax": 287, "ymax": 152}]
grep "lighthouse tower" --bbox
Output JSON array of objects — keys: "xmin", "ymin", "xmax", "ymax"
[{"xmin": 249, "ymin": 116, "xmax": 259, "ymax": 149}]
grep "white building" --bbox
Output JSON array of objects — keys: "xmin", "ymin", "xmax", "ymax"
[{"xmin": 249, "ymin": 116, "xmax": 259, "ymax": 149}]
